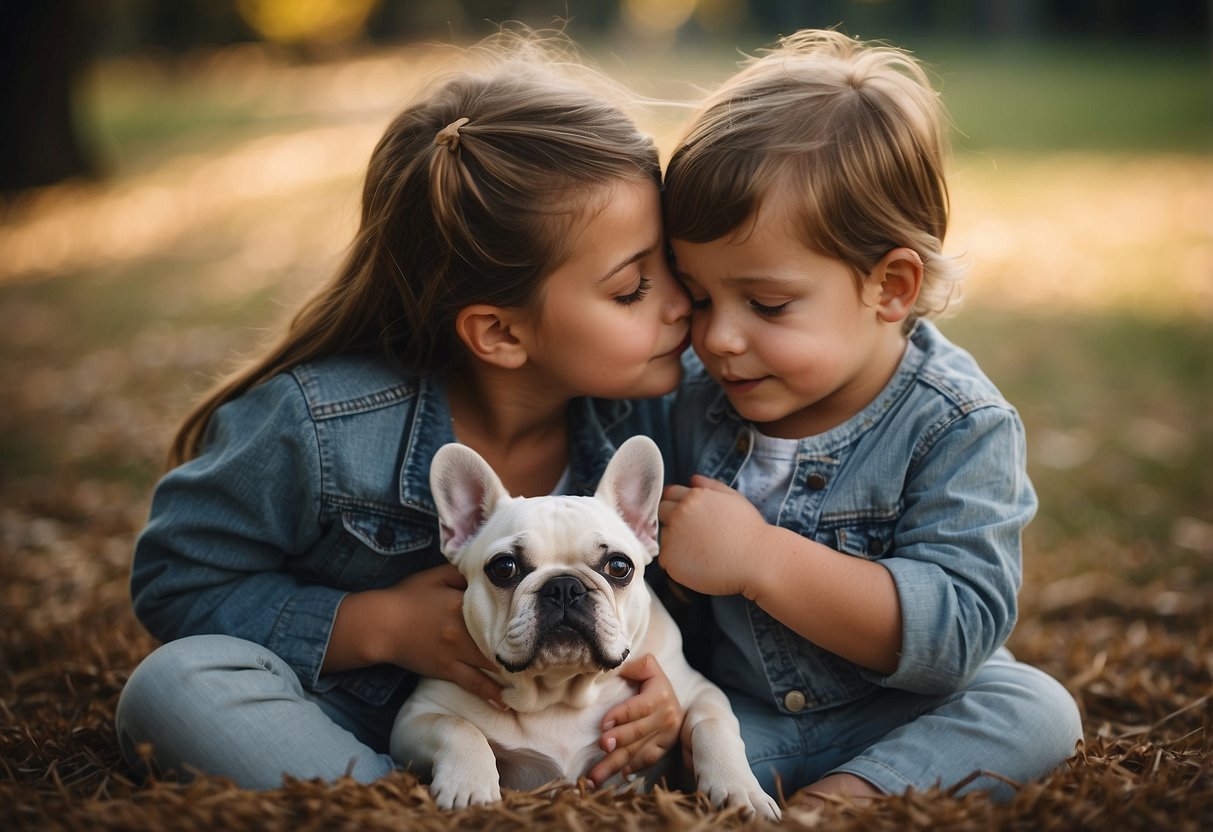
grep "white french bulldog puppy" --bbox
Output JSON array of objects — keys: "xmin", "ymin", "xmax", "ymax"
[{"xmin": 390, "ymin": 436, "xmax": 779, "ymax": 819}]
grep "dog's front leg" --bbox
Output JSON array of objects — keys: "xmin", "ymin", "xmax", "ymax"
[
  {"xmin": 683, "ymin": 690, "xmax": 782, "ymax": 820},
  {"xmin": 392, "ymin": 711, "xmax": 502, "ymax": 809}
]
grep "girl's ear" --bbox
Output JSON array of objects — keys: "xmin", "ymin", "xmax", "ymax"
[
  {"xmin": 871, "ymin": 247, "xmax": 924, "ymax": 324},
  {"xmin": 454, "ymin": 304, "xmax": 529, "ymax": 369}
]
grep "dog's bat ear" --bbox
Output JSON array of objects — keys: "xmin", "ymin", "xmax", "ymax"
[
  {"xmin": 429, "ymin": 443, "xmax": 510, "ymax": 561},
  {"xmin": 595, "ymin": 435, "xmax": 664, "ymax": 559}
]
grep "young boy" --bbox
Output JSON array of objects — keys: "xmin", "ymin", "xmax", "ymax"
[{"xmin": 657, "ymin": 29, "xmax": 1082, "ymax": 807}]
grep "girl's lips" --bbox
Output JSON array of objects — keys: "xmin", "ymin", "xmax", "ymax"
[{"xmin": 659, "ymin": 333, "xmax": 692, "ymax": 358}]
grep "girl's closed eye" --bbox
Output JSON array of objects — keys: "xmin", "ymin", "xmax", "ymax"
[
  {"xmin": 614, "ymin": 275, "xmax": 652, "ymax": 305},
  {"xmin": 689, "ymin": 295, "xmax": 711, "ymax": 312}
]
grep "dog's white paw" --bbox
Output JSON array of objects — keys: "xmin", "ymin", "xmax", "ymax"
[
  {"xmin": 703, "ymin": 780, "xmax": 782, "ymax": 820},
  {"xmin": 430, "ymin": 760, "xmax": 502, "ymax": 810},
  {"xmin": 709, "ymin": 782, "xmax": 782, "ymax": 820},
  {"xmin": 698, "ymin": 765, "xmax": 782, "ymax": 820}
]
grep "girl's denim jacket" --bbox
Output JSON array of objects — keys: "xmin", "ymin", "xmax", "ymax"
[
  {"xmin": 670, "ymin": 321, "xmax": 1036, "ymax": 713},
  {"xmin": 131, "ymin": 353, "xmax": 673, "ymax": 708}
]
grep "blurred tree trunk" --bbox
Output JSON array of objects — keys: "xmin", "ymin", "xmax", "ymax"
[{"xmin": 0, "ymin": 0, "xmax": 94, "ymax": 192}]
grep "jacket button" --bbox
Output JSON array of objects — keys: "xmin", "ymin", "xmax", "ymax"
[
  {"xmin": 783, "ymin": 690, "xmax": 807, "ymax": 712},
  {"xmin": 735, "ymin": 433, "xmax": 750, "ymax": 454},
  {"xmin": 869, "ymin": 538, "xmax": 886, "ymax": 556},
  {"xmin": 806, "ymin": 472, "xmax": 828, "ymax": 490},
  {"xmin": 375, "ymin": 525, "xmax": 397, "ymax": 548}
]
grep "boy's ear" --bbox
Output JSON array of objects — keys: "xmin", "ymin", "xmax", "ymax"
[
  {"xmin": 454, "ymin": 304, "xmax": 529, "ymax": 369},
  {"xmin": 871, "ymin": 247, "xmax": 924, "ymax": 324}
]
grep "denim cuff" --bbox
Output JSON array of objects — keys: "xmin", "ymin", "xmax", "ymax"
[
  {"xmin": 868, "ymin": 557, "xmax": 959, "ymax": 694},
  {"xmin": 264, "ymin": 585, "xmax": 347, "ymax": 691}
]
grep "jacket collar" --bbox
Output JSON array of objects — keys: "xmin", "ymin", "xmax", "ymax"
[{"xmin": 398, "ymin": 376, "xmax": 456, "ymax": 516}]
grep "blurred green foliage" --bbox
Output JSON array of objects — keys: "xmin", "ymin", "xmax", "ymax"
[
  {"xmin": 80, "ymin": 36, "xmax": 1210, "ymax": 166},
  {"xmin": 917, "ymin": 39, "xmax": 1211, "ymax": 152},
  {"xmin": 942, "ymin": 309, "xmax": 1213, "ymax": 584}
]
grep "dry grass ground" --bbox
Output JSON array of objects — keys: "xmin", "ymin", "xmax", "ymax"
[{"xmin": 2, "ymin": 43, "xmax": 1211, "ymax": 829}]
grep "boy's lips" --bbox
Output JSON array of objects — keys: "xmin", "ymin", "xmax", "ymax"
[{"xmin": 719, "ymin": 373, "xmax": 767, "ymax": 394}]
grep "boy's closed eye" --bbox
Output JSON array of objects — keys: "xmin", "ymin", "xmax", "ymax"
[
  {"xmin": 686, "ymin": 295, "xmax": 791, "ymax": 317},
  {"xmin": 750, "ymin": 299, "xmax": 790, "ymax": 317}
]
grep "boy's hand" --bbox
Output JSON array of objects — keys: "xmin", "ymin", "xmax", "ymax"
[
  {"xmin": 588, "ymin": 654, "xmax": 682, "ymax": 785},
  {"xmin": 658, "ymin": 475, "xmax": 768, "ymax": 598}
]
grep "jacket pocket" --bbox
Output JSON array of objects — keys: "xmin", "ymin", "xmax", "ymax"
[
  {"xmin": 337, "ymin": 508, "xmax": 437, "ymax": 589},
  {"xmin": 830, "ymin": 520, "xmax": 896, "ymax": 561}
]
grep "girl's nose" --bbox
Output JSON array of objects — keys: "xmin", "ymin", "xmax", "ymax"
[{"xmin": 657, "ymin": 268, "xmax": 692, "ymax": 323}]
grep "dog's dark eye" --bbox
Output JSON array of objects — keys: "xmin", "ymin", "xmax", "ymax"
[
  {"xmin": 603, "ymin": 555, "xmax": 633, "ymax": 581},
  {"xmin": 486, "ymin": 555, "xmax": 520, "ymax": 584}
]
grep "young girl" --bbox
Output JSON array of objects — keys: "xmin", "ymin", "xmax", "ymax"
[
  {"xmin": 114, "ymin": 34, "xmax": 691, "ymax": 791},
  {"xmin": 656, "ymin": 30, "xmax": 1082, "ymax": 806}
]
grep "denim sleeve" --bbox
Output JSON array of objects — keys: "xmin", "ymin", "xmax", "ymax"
[
  {"xmin": 867, "ymin": 405, "xmax": 1036, "ymax": 694},
  {"xmin": 130, "ymin": 373, "xmax": 342, "ymax": 691}
]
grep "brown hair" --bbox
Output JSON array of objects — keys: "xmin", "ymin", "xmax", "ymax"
[
  {"xmin": 169, "ymin": 33, "xmax": 659, "ymax": 466},
  {"xmin": 664, "ymin": 29, "xmax": 965, "ymax": 320}
]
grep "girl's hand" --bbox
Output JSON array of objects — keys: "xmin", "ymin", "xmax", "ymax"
[
  {"xmin": 588, "ymin": 653, "xmax": 682, "ymax": 785},
  {"xmin": 658, "ymin": 475, "xmax": 769, "ymax": 598},
  {"xmin": 385, "ymin": 563, "xmax": 506, "ymax": 707}
]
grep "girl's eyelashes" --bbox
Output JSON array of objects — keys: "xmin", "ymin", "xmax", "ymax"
[
  {"xmin": 689, "ymin": 296, "xmax": 710, "ymax": 311},
  {"xmin": 614, "ymin": 275, "xmax": 652, "ymax": 305}
]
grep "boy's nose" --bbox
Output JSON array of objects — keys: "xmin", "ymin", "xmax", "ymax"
[{"xmin": 700, "ymin": 312, "xmax": 744, "ymax": 356}]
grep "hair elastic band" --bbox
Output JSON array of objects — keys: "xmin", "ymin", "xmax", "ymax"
[{"xmin": 435, "ymin": 117, "xmax": 470, "ymax": 151}]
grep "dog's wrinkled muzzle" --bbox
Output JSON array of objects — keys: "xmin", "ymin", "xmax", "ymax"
[{"xmin": 495, "ymin": 574, "xmax": 628, "ymax": 673}]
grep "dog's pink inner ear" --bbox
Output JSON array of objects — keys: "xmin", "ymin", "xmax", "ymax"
[
  {"xmin": 438, "ymin": 466, "xmax": 494, "ymax": 553},
  {"xmin": 613, "ymin": 469, "xmax": 660, "ymax": 547}
]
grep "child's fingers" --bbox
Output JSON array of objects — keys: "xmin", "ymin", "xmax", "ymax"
[
  {"xmin": 688, "ymin": 474, "xmax": 734, "ymax": 493},
  {"xmin": 621, "ymin": 740, "xmax": 668, "ymax": 774},
  {"xmin": 591, "ymin": 729, "xmax": 673, "ymax": 785},
  {"xmin": 599, "ymin": 697, "xmax": 652, "ymax": 736},
  {"xmin": 451, "ymin": 660, "xmax": 506, "ymax": 709},
  {"xmin": 616, "ymin": 652, "xmax": 661, "ymax": 682},
  {"xmin": 588, "ymin": 744, "xmax": 633, "ymax": 785},
  {"xmin": 594, "ymin": 653, "xmax": 680, "ymax": 783},
  {"xmin": 661, "ymin": 484, "xmax": 690, "ymax": 500},
  {"xmin": 602, "ymin": 711, "xmax": 660, "ymax": 752},
  {"xmin": 600, "ymin": 654, "xmax": 670, "ymax": 730},
  {"xmin": 592, "ymin": 722, "xmax": 679, "ymax": 780}
]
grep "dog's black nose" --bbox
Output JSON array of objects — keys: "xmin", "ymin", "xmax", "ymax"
[{"xmin": 542, "ymin": 575, "xmax": 587, "ymax": 608}]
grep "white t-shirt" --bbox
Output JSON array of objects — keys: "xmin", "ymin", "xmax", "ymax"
[{"xmin": 734, "ymin": 430, "xmax": 799, "ymax": 524}]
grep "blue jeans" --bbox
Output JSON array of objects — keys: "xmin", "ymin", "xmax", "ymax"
[
  {"xmin": 732, "ymin": 648, "xmax": 1082, "ymax": 801},
  {"xmin": 115, "ymin": 635, "xmax": 400, "ymax": 788}
]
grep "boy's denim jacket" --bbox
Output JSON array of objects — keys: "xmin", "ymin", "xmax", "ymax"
[
  {"xmin": 131, "ymin": 353, "xmax": 673, "ymax": 708},
  {"xmin": 670, "ymin": 321, "xmax": 1036, "ymax": 713}
]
